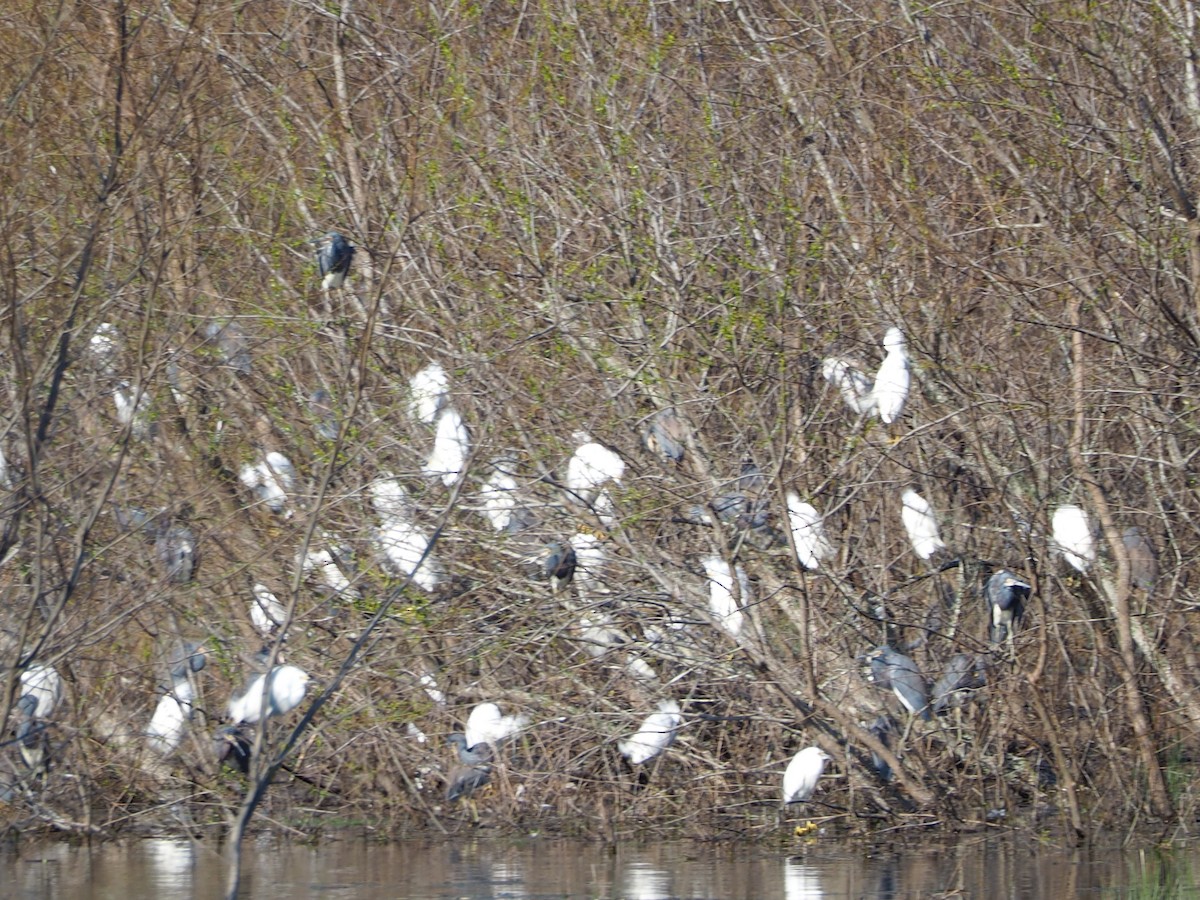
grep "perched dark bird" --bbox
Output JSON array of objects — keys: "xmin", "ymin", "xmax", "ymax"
[
  {"xmin": 932, "ymin": 653, "xmax": 987, "ymax": 714},
  {"xmin": 202, "ymin": 320, "xmax": 251, "ymax": 374},
  {"xmin": 214, "ymin": 725, "xmax": 252, "ymax": 775},
  {"xmin": 1122, "ymin": 526, "xmax": 1159, "ymax": 591},
  {"xmin": 866, "ymin": 714, "xmax": 895, "ymax": 783},
  {"xmin": 985, "ymin": 570, "xmax": 1030, "ymax": 644},
  {"xmin": 543, "ymin": 541, "xmax": 577, "ymax": 593},
  {"xmin": 312, "ymin": 232, "xmax": 355, "ymax": 290},
  {"xmin": 864, "ymin": 646, "xmax": 930, "ymax": 721},
  {"xmin": 447, "ymin": 733, "xmax": 494, "ymax": 766},
  {"xmin": 643, "ymin": 408, "xmax": 687, "ymax": 463},
  {"xmin": 155, "ymin": 524, "xmax": 197, "ymax": 584},
  {"xmin": 445, "ymin": 734, "xmax": 493, "ymax": 803},
  {"xmin": 15, "ymin": 693, "xmax": 47, "ymax": 772}
]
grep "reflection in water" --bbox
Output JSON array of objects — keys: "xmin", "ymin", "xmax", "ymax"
[
  {"xmin": 624, "ymin": 860, "xmax": 673, "ymax": 900},
  {"xmin": 783, "ymin": 858, "xmax": 824, "ymax": 900},
  {"xmin": 1, "ymin": 835, "xmax": 1193, "ymax": 899}
]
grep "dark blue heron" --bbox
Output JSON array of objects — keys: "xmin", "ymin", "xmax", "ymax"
[
  {"xmin": 155, "ymin": 523, "xmax": 196, "ymax": 584},
  {"xmin": 312, "ymin": 232, "xmax": 355, "ymax": 290},
  {"xmin": 644, "ymin": 408, "xmax": 687, "ymax": 463},
  {"xmin": 985, "ymin": 571, "xmax": 1030, "ymax": 644},
  {"xmin": 866, "ymin": 714, "xmax": 895, "ymax": 783},
  {"xmin": 214, "ymin": 725, "xmax": 251, "ymax": 775},
  {"xmin": 864, "ymin": 646, "xmax": 930, "ymax": 721},
  {"xmin": 448, "ymin": 733, "xmax": 495, "ymax": 766},
  {"xmin": 446, "ymin": 734, "xmax": 493, "ymax": 803},
  {"xmin": 932, "ymin": 653, "xmax": 987, "ymax": 714},
  {"xmin": 543, "ymin": 541, "xmax": 577, "ymax": 594}
]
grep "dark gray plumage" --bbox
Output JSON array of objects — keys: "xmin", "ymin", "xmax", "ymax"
[
  {"xmin": 543, "ymin": 541, "xmax": 577, "ymax": 593},
  {"xmin": 447, "ymin": 733, "xmax": 494, "ymax": 766},
  {"xmin": 155, "ymin": 524, "xmax": 196, "ymax": 584},
  {"xmin": 202, "ymin": 321, "xmax": 251, "ymax": 374},
  {"xmin": 170, "ymin": 642, "xmax": 207, "ymax": 680},
  {"xmin": 932, "ymin": 653, "xmax": 987, "ymax": 714},
  {"xmin": 313, "ymin": 232, "xmax": 355, "ymax": 290},
  {"xmin": 446, "ymin": 763, "xmax": 490, "ymax": 802},
  {"xmin": 1122, "ymin": 526, "xmax": 1159, "ymax": 591},
  {"xmin": 985, "ymin": 570, "xmax": 1030, "ymax": 644},
  {"xmin": 214, "ymin": 724, "xmax": 251, "ymax": 775},
  {"xmin": 867, "ymin": 714, "xmax": 894, "ymax": 783},
  {"xmin": 865, "ymin": 646, "xmax": 930, "ymax": 720},
  {"xmin": 15, "ymin": 693, "xmax": 46, "ymax": 772},
  {"xmin": 644, "ymin": 408, "xmax": 687, "ymax": 463}
]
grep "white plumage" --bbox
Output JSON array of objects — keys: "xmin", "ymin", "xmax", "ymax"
[
  {"xmin": 1052, "ymin": 504, "xmax": 1096, "ymax": 573},
  {"xmin": 146, "ymin": 679, "xmax": 196, "ymax": 754},
  {"xmin": 302, "ymin": 540, "xmax": 359, "ymax": 599},
  {"xmin": 113, "ymin": 381, "xmax": 155, "ymax": 440},
  {"xmin": 376, "ymin": 516, "xmax": 441, "ymax": 591},
  {"xmin": 368, "ymin": 476, "xmax": 410, "ymax": 520},
  {"xmin": 250, "ymin": 583, "xmax": 286, "ymax": 636},
  {"xmin": 782, "ymin": 745, "xmax": 832, "ymax": 804},
  {"xmin": 567, "ymin": 437, "xmax": 625, "ymax": 496},
  {"xmin": 19, "ymin": 665, "xmax": 63, "ymax": 719},
  {"xmin": 239, "ymin": 452, "xmax": 296, "ymax": 515},
  {"xmin": 786, "ymin": 492, "xmax": 834, "ymax": 570},
  {"xmin": 821, "ymin": 357, "xmax": 876, "ymax": 416},
  {"xmin": 703, "ymin": 555, "xmax": 751, "ymax": 638},
  {"xmin": 408, "ymin": 363, "xmax": 448, "ymax": 425},
  {"xmin": 88, "ymin": 322, "xmax": 120, "ymax": 373},
  {"xmin": 464, "ymin": 701, "xmax": 529, "ymax": 748},
  {"xmin": 480, "ymin": 460, "xmax": 518, "ymax": 531},
  {"xmin": 570, "ymin": 531, "xmax": 608, "ymax": 596},
  {"xmin": 872, "ymin": 327, "xmax": 910, "ymax": 424},
  {"xmin": 227, "ymin": 665, "xmax": 310, "ymax": 724},
  {"xmin": 618, "ymin": 700, "xmax": 682, "ymax": 765},
  {"xmin": 422, "ymin": 408, "xmax": 470, "ymax": 487},
  {"xmin": 901, "ymin": 488, "xmax": 946, "ymax": 560}
]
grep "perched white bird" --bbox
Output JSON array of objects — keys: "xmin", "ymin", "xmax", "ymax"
[
  {"xmin": 618, "ymin": 700, "xmax": 683, "ymax": 765},
  {"xmin": 227, "ymin": 665, "xmax": 310, "ymax": 724},
  {"xmin": 19, "ymin": 665, "xmax": 63, "ymax": 719},
  {"xmin": 703, "ymin": 555, "xmax": 751, "ymax": 638},
  {"xmin": 113, "ymin": 381, "xmax": 155, "ymax": 440},
  {"xmin": 786, "ymin": 493, "xmax": 834, "ymax": 571},
  {"xmin": 1052, "ymin": 504, "xmax": 1096, "ymax": 573},
  {"xmin": 408, "ymin": 363, "xmax": 448, "ymax": 425},
  {"xmin": 570, "ymin": 531, "xmax": 609, "ymax": 597},
  {"xmin": 901, "ymin": 488, "xmax": 946, "ymax": 561},
  {"xmin": 419, "ymin": 673, "xmax": 446, "ymax": 706},
  {"xmin": 146, "ymin": 679, "xmax": 196, "ymax": 755},
  {"xmin": 239, "ymin": 452, "xmax": 296, "ymax": 515},
  {"xmin": 821, "ymin": 357, "xmax": 875, "ymax": 416},
  {"xmin": 88, "ymin": 322, "xmax": 120, "ymax": 373},
  {"xmin": 464, "ymin": 701, "xmax": 529, "ymax": 749},
  {"xmin": 872, "ymin": 327, "xmax": 910, "ymax": 424},
  {"xmin": 566, "ymin": 436, "xmax": 625, "ymax": 498},
  {"xmin": 422, "ymin": 408, "xmax": 470, "ymax": 487},
  {"xmin": 480, "ymin": 458, "xmax": 519, "ymax": 531},
  {"xmin": 782, "ymin": 745, "xmax": 832, "ymax": 804},
  {"xmin": 302, "ymin": 538, "xmax": 360, "ymax": 600},
  {"xmin": 376, "ymin": 517, "xmax": 441, "ymax": 591},
  {"xmin": 250, "ymin": 583, "xmax": 286, "ymax": 636},
  {"xmin": 368, "ymin": 476, "xmax": 410, "ymax": 520}
]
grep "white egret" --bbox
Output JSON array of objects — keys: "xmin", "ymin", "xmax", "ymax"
[
  {"xmin": 901, "ymin": 488, "xmax": 946, "ymax": 561},
  {"xmin": 19, "ymin": 664, "xmax": 63, "ymax": 719},
  {"xmin": 872, "ymin": 327, "xmax": 910, "ymax": 424},
  {"xmin": 464, "ymin": 701, "xmax": 529, "ymax": 749},
  {"xmin": 146, "ymin": 644, "xmax": 207, "ymax": 754},
  {"xmin": 422, "ymin": 407, "xmax": 470, "ymax": 487},
  {"xmin": 376, "ymin": 516, "xmax": 441, "ymax": 591},
  {"xmin": 570, "ymin": 531, "xmax": 609, "ymax": 597},
  {"xmin": 239, "ymin": 452, "xmax": 296, "ymax": 516},
  {"xmin": 480, "ymin": 457, "xmax": 519, "ymax": 531},
  {"xmin": 1051, "ymin": 504, "xmax": 1096, "ymax": 573},
  {"xmin": 618, "ymin": 700, "xmax": 682, "ymax": 765},
  {"xmin": 785, "ymin": 493, "xmax": 834, "ymax": 571},
  {"xmin": 821, "ymin": 357, "xmax": 875, "ymax": 416},
  {"xmin": 782, "ymin": 745, "xmax": 832, "ymax": 804},
  {"xmin": 566, "ymin": 435, "xmax": 625, "ymax": 498},
  {"xmin": 368, "ymin": 475, "xmax": 410, "ymax": 520},
  {"xmin": 702, "ymin": 555, "xmax": 751, "ymax": 639},
  {"xmin": 88, "ymin": 322, "xmax": 120, "ymax": 373},
  {"xmin": 250, "ymin": 583, "xmax": 286, "ymax": 637},
  {"xmin": 408, "ymin": 362, "xmax": 448, "ymax": 425},
  {"xmin": 227, "ymin": 664, "xmax": 310, "ymax": 724},
  {"xmin": 113, "ymin": 381, "xmax": 155, "ymax": 440},
  {"xmin": 302, "ymin": 538, "xmax": 359, "ymax": 599}
]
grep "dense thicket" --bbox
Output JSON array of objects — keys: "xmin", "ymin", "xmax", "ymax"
[{"xmin": 3, "ymin": 0, "xmax": 1200, "ymax": 847}]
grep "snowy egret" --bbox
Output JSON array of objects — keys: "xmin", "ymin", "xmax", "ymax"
[
  {"xmin": 864, "ymin": 646, "xmax": 930, "ymax": 720},
  {"xmin": 702, "ymin": 555, "xmax": 750, "ymax": 639},
  {"xmin": 1051, "ymin": 504, "xmax": 1096, "ymax": 573},
  {"xmin": 566, "ymin": 436, "xmax": 625, "ymax": 499},
  {"xmin": 570, "ymin": 531, "xmax": 608, "ymax": 598},
  {"xmin": 302, "ymin": 539, "xmax": 359, "ymax": 600},
  {"xmin": 146, "ymin": 643, "xmax": 207, "ymax": 754},
  {"xmin": 480, "ymin": 457, "xmax": 520, "ymax": 531},
  {"xmin": 368, "ymin": 476, "xmax": 410, "ymax": 520},
  {"xmin": 250, "ymin": 583, "xmax": 286, "ymax": 637},
  {"xmin": 375, "ymin": 515, "xmax": 441, "ymax": 591},
  {"xmin": 985, "ymin": 570, "xmax": 1030, "ymax": 644},
  {"xmin": 618, "ymin": 700, "xmax": 682, "ymax": 765},
  {"xmin": 1122, "ymin": 526, "xmax": 1159, "ymax": 590},
  {"xmin": 239, "ymin": 451, "xmax": 296, "ymax": 516},
  {"xmin": 422, "ymin": 408, "xmax": 470, "ymax": 487},
  {"xmin": 408, "ymin": 362, "xmax": 449, "ymax": 425},
  {"xmin": 901, "ymin": 488, "xmax": 947, "ymax": 561},
  {"xmin": 931, "ymin": 653, "xmax": 987, "ymax": 714},
  {"xmin": 227, "ymin": 664, "xmax": 310, "ymax": 724},
  {"xmin": 872, "ymin": 328, "xmax": 910, "ymax": 424},
  {"xmin": 87, "ymin": 322, "xmax": 120, "ymax": 374},
  {"xmin": 785, "ymin": 493, "xmax": 834, "ymax": 571},
  {"xmin": 821, "ymin": 357, "xmax": 875, "ymax": 416},
  {"xmin": 17, "ymin": 664, "xmax": 64, "ymax": 771},
  {"xmin": 782, "ymin": 746, "xmax": 832, "ymax": 804},
  {"xmin": 312, "ymin": 232, "xmax": 354, "ymax": 290},
  {"xmin": 113, "ymin": 381, "xmax": 156, "ymax": 440},
  {"xmin": 464, "ymin": 702, "xmax": 529, "ymax": 749},
  {"xmin": 643, "ymin": 408, "xmax": 687, "ymax": 463}
]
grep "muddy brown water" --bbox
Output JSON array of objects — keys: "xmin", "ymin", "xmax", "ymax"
[{"xmin": 4, "ymin": 834, "xmax": 1194, "ymax": 898}]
